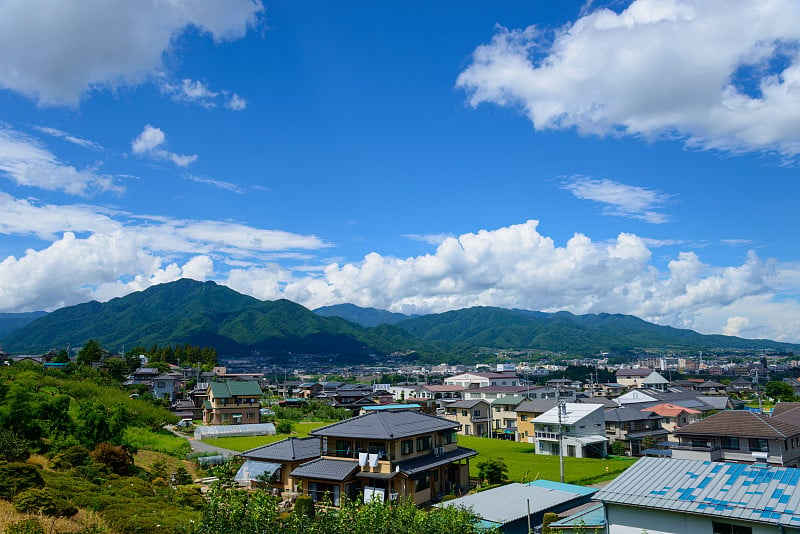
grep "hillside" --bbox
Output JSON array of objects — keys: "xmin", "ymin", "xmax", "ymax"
[
  {"xmin": 314, "ymin": 303, "xmax": 414, "ymax": 326},
  {"xmin": 3, "ymin": 280, "xmax": 798, "ymax": 358},
  {"xmin": 0, "ymin": 280, "xmax": 429, "ymax": 359},
  {"xmin": 0, "ymin": 311, "xmax": 47, "ymax": 338},
  {"xmin": 396, "ymin": 306, "xmax": 800, "ymax": 354}
]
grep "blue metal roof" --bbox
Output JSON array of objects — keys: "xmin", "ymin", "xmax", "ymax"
[
  {"xmin": 595, "ymin": 457, "xmax": 800, "ymax": 527},
  {"xmin": 362, "ymin": 404, "xmax": 421, "ymax": 411},
  {"xmin": 527, "ymin": 479, "xmax": 598, "ymax": 496}
]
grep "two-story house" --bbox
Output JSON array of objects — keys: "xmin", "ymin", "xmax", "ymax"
[
  {"xmin": 444, "ymin": 399, "xmax": 490, "ymax": 437},
  {"xmin": 672, "ymin": 410, "xmax": 800, "ymax": 466},
  {"xmin": 615, "ymin": 368, "xmax": 652, "ymax": 390},
  {"xmin": 604, "ymin": 406, "xmax": 668, "ymax": 455},
  {"xmin": 490, "ymin": 396, "xmax": 527, "ymax": 439},
  {"xmin": 202, "ymin": 379, "xmax": 262, "ymax": 425},
  {"xmin": 444, "ymin": 372, "xmax": 519, "ymax": 388},
  {"xmin": 532, "ymin": 403, "xmax": 607, "ymax": 458},
  {"xmin": 515, "ymin": 399, "xmax": 559, "ymax": 443},
  {"xmin": 290, "ymin": 410, "xmax": 477, "ymax": 506},
  {"xmin": 645, "ymin": 403, "xmax": 701, "ymax": 432}
]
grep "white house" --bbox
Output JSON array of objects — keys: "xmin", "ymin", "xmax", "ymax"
[
  {"xmin": 444, "ymin": 372, "xmax": 519, "ymax": 388},
  {"xmin": 532, "ymin": 403, "xmax": 607, "ymax": 458},
  {"xmin": 596, "ymin": 456, "xmax": 800, "ymax": 534}
]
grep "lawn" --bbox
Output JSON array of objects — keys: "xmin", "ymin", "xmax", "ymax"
[
  {"xmin": 202, "ymin": 421, "xmax": 329, "ymax": 451},
  {"xmin": 457, "ymin": 435, "xmax": 636, "ymax": 486}
]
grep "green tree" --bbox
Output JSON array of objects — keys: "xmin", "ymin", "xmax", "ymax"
[
  {"xmin": 610, "ymin": 440, "xmax": 627, "ymax": 456},
  {"xmin": 765, "ymin": 381, "xmax": 796, "ymax": 402},
  {"xmin": 76, "ymin": 339, "xmax": 103, "ymax": 366},
  {"xmin": 53, "ymin": 349, "xmax": 70, "ymax": 363},
  {"xmin": 0, "ymin": 429, "xmax": 30, "ymax": 463},
  {"xmin": 477, "ymin": 457, "xmax": 509, "ymax": 485}
]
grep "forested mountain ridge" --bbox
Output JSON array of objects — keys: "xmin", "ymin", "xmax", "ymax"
[{"xmin": 2, "ymin": 279, "xmax": 798, "ymax": 357}]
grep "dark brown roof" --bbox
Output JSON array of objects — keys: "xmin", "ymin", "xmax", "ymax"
[
  {"xmin": 674, "ymin": 410, "xmax": 800, "ymax": 439},
  {"xmin": 772, "ymin": 403, "xmax": 800, "ymax": 427}
]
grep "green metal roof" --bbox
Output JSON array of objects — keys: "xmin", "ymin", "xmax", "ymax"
[{"xmin": 209, "ymin": 379, "xmax": 262, "ymax": 398}]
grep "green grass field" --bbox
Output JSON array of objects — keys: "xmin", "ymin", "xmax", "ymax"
[
  {"xmin": 203, "ymin": 423, "xmax": 634, "ymax": 485},
  {"xmin": 203, "ymin": 421, "xmax": 328, "ymax": 451},
  {"xmin": 457, "ymin": 435, "xmax": 635, "ymax": 485}
]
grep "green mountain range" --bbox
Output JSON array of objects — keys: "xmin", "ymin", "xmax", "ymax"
[
  {"xmin": 314, "ymin": 303, "xmax": 415, "ymax": 326},
  {"xmin": 2, "ymin": 279, "xmax": 798, "ymax": 358},
  {"xmin": 0, "ymin": 311, "xmax": 48, "ymax": 339}
]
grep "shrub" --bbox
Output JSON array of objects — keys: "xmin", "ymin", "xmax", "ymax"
[
  {"xmin": 275, "ymin": 420, "xmax": 293, "ymax": 434},
  {"xmin": 610, "ymin": 440, "xmax": 627, "ymax": 456},
  {"xmin": 542, "ymin": 511, "xmax": 560, "ymax": 533},
  {"xmin": 293, "ymin": 494, "xmax": 315, "ymax": 518},
  {"xmin": 91, "ymin": 443, "xmax": 133, "ymax": 475},
  {"xmin": 4, "ymin": 518, "xmax": 45, "ymax": 534},
  {"xmin": 0, "ymin": 463, "xmax": 45, "ymax": 499},
  {"xmin": 13, "ymin": 487, "xmax": 77, "ymax": 517},
  {"xmin": 0, "ymin": 429, "xmax": 30, "ymax": 464},
  {"xmin": 476, "ymin": 457, "xmax": 508, "ymax": 485},
  {"xmin": 51, "ymin": 444, "xmax": 91, "ymax": 469}
]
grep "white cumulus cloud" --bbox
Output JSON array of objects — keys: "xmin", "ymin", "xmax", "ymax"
[
  {"xmin": 0, "ymin": 0, "xmax": 263, "ymax": 106},
  {"xmin": 457, "ymin": 0, "xmax": 800, "ymax": 157},
  {"xmin": 132, "ymin": 125, "xmax": 197, "ymax": 167}
]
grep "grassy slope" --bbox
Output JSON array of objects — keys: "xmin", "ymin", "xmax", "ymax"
[{"xmin": 457, "ymin": 435, "xmax": 635, "ymax": 485}]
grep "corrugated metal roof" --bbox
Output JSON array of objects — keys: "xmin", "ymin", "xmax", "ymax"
[
  {"xmin": 533, "ymin": 403, "xmax": 604, "ymax": 424},
  {"xmin": 241, "ymin": 437, "xmax": 321, "ymax": 462},
  {"xmin": 595, "ymin": 457, "xmax": 800, "ymax": 527},
  {"xmin": 437, "ymin": 483, "xmax": 591, "ymax": 525},
  {"xmin": 290, "ymin": 458, "xmax": 359, "ymax": 482},
  {"xmin": 234, "ymin": 460, "xmax": 281, "ymax": 484},
  {"xmin": 311, "ymin": 410, "xmax": 458, "ymax": 440}
]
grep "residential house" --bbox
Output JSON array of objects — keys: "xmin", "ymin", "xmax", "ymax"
[
  {"xmin": 444, "ymin": 399, "xmax": 491, "ymax": 437},
  {"xmin": 437, "ymin": 480, "xmax": 597, "ymax": 534},
  {"xmin": 235, "ymin": 436, "xmax": 321, "ymax": 491},
  {"xmin": 202, "ymin": 379, "xmax": 262, "ymax": 425},
  {"xmin": 641, "ymin": 370, "xmax": 670, "ymax": 392},
  {"xmin": 532, "ymin": 403, "xmax": 607, "ymax": 458},
  {"xmin": 417, "ymin": 384, "xmax": 464, "ymax": 400},
  {"xmin": 772, "ymin": 402, "xmax": 800, "ymax": 426},
  {"xmin": 604, "ymin": 406, "xmax": 668, "ymax": 456},
  {"xmin": 645, "ymin": 403, "xmax": 701, "ymax": 432},
  {"xmin": 490, "ymin": 396, "xmax": 527, "ymax": 440},
  {"xmin": 587, "ymin": 382, "xmax": 626, "ymax": 398},
  {"xmin": 672, "ymin": 410, "xmax": 800, "ymax": 466},
  {"xmin": 290, "ymin": 410, "xmax": 477, "ymax": 506},
  {"xmin": 515, "ymin": 399, "xmax": 559, "ymax": 443},
  {"xmin": 151, "ymin": 373, "xmax": 181, "ymax": 402},
  {"xmin": 615, "ymin": 368, "xmax": 652, "ymax": 389},
  {"xmin": 595, "ymin": 457, "xmax": 800, "ymax": 534},
  {"xmin": 444, "ymin": 372, "xmax": 520, "ymax": 388},
  {"xmin": 297, "ymin": 382, "xmax": 323, "ymax": 399},
  {"xmin": 696, "ymin": 380, "xmax": 726, "ymax": 395},
  {"xmin": 465, "ymin": 385, "xmax": 574, "ymax": 402}
]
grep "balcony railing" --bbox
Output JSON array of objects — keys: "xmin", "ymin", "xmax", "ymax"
[{"xmin": 535, "ymin": 431, "xmax": 560, "ymax": 440}]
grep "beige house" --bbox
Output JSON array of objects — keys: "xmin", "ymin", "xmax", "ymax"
[
  {"xmin": 291, "ymin": 410, "xmax": 476, "ymax": 506},
  {"xmin": 444, "ymin": 399, "xmax": 490, "ymax": 437},
  {"xmin": 202, "ymin": 379, "xmax": 262, "ymax": 425}
]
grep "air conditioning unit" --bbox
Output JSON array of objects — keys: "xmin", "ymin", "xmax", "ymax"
[{"xmin": 434, "ymin": 447, "xmax": 443, "ymax": 456}]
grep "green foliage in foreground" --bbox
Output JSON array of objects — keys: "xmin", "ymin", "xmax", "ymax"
[
  {"xmin": 198, "ymin": 485, "xmax": 494, "ymax": 534},
  {"xmin": 457, "ymin": 435, "xmax": 635, "ymax": 485}
]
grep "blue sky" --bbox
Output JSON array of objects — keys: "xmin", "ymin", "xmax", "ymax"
[{"xmin": 1, "ymin": 0, "xmax": 800, "ymax": 342}]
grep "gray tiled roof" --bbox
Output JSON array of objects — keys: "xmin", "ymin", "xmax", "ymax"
[
  {"xmin": 290, "ymin": 458, "xmax": 358, "ymax": 482},
  {"xmin": 605, "ymin": 407, "xmax": 662, "ymax": 423},
  {"xmin": 395, "ymin": 446, "xmax": 477, "ymax": 476},
  {"xmin": 596, "ymin": 457, "xmax": 800, "ymax": 528},
  {"xmin": 515, "ymin": 399, "xmax": 559, "ymax": 413},
  {"xmin": 675, "ymin": 410, "xmax": 800, "ymax": 439},
  {"xmin": 241, "ymin": 437, "xmax": 321, "ymax": 462},
  {"xmin": 446, "ymin": 399, "xmax": 488, "ymax": 409},
  {"xmin": 311, "ymin": 410, "xmax": 459, "ymax": 440}
]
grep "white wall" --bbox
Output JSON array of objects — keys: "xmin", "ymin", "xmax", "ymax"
[{"xmin": 606, "ymin": 503, "xmax": 788, "ymax": 534}]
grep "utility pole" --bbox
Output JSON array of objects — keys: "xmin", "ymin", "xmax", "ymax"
[
  {"xmin": 557, "ymin": 388, "xmax": 565, "ymax": 483},
  {"xmin": 753, "ymin": 369, "xmax": 763, "ymax": 414}
]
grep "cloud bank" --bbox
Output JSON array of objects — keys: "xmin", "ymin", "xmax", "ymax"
[
  {"xmin": 457, "ymin": 0, "xmax": 800, "ymax": 156},
  {"xmin": 0, "ymin": 0, "xmax": 263, "ymax": 105}
]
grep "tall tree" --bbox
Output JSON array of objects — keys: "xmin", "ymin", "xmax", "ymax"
[{"xmin": 76, "ymin": 339, "xmax": 102, "ymax": 366}]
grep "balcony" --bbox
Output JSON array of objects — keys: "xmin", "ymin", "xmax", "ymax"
[{"xmin": 535, "ymin": 431, "xmax": 560, "ymax": 440}]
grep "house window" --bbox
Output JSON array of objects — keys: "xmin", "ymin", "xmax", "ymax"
[
  {"xmin": 748, "ymin": 438, "xmax": 769, "ymax": 452},
  {"xmin": 417, "ymin": 436, "xmax": 432, "ymax": 452},
  {"xmin": 156, "ymin": 382, "xmax": 165, "ymax": 388},
  {"xmin": 520, "ymin": 415, "xmax": 528, "ymax": 421},
  {"xmin": 712, "ymin": 521, "xmax": 752, "ymax": 534},
  {"xmin": 414, "ymin": 475, "xmax": 430, "ymax": 491},
  {"xmin": 473, "ymin": 410, "xmax": 482, "ymax": 417},
  {"xmin": 401, "ymin": 439, "xmax": 413, "ymax": 455},
  {"xmin": 462, "ymin": 410, "xmax": 468, "ymax": 416},
  {"xmin": 721, "ymin": 437, "xmax": 739, "ymax": 450},
  {"xmin": 443, "ymin": 431, "xmax": 457, "ymax": 445}
]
